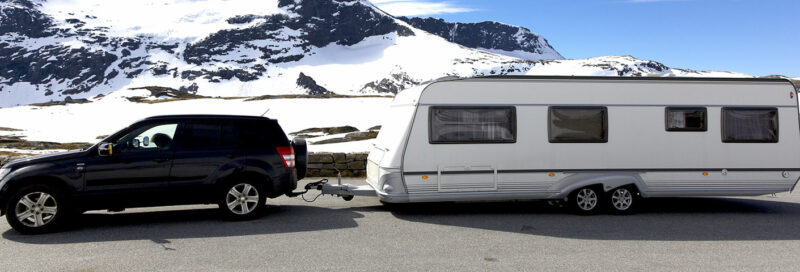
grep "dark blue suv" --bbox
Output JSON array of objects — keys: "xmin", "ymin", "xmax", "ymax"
[{"xmin": 0, "ymin": 115, "xmax": 307, "ymax": 234}]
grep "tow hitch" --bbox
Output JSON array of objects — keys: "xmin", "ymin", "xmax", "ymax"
[{"xmin": 286, "ymin": 170, "xmax": 377, "ymax": 202}]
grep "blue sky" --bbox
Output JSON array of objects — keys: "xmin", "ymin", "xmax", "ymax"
[{"xmin": 373, "ymin": 0, "xmax": 799, "ymax": 77}]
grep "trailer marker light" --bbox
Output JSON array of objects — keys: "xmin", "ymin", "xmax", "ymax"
[
  {"xmin": 422, "ymin": 175, "xmax": 429, "ymax": 180},
  {"xmin": 548, "ymin": 173, "xmax": 555, "ymax": 177},
  {"xmin": 702, "ymin": 172, "xmax": 709, "ymax": 176}
]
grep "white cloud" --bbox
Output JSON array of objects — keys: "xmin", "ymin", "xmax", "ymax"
[{"xmin": 370, "ymin": 0, "xmax": 476, "ymax": 16}]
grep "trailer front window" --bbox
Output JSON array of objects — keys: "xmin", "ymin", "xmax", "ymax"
[{"xmin": 429, "ymin": 107, "xmax": 516, "ymax": 144}]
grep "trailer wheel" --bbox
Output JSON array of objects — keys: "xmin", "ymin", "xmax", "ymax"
[
  {"xmin": 569, "ymin": 186, "xmax": 602, "ymax": 215},
  {"xmin": 607, "ymin": 186, "xmax": 638, "ymax": 214}
]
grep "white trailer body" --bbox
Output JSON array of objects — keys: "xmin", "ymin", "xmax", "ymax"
[{"xmin": 366, "ymin": 76, "xmax": 800, "ymax": 205}]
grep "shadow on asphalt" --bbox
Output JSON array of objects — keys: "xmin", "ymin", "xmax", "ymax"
[
  {"xmin": 5, "ymin": 197, "xmax": 800, "ymax": 243},
  {"xmin": 386, "ymin": 197, "xmax": 800, "ymax": 241},
  {"xmin": 2, "ymin": 204, "xmax": 368, "ymax": 244}
]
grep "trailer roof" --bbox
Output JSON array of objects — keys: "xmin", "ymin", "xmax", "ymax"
[
  {"xmin": 408, "ymin": 75, "xmax": 798, "ymax": 107},
  {"xmin": 459, "ymin": 75, "xmax": 792, "ymax": 84}
]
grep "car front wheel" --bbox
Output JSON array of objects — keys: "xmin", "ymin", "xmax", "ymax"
[
  {"xmin": 5, "ymin": 184, "xmax": 71, "ymax": 234},
  {"xmin": 218, "ymin": 181, "xmax": 266, "ymax": 220}
]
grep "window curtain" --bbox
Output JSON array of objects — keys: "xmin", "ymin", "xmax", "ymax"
[
  {"xmin": 431, "ymin": 108, "xmax": 513, "ymax": 142},
  {"xmin": 723, "ymin": 109, "xmax": 777, "ymax": 142}
]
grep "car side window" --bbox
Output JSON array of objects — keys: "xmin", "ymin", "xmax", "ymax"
[
  {"xmin": 114, "ymin": 123, "xmax": 178, "ymax": 152},
  {"xmin": 179, "ymin": 121, "xmax": 238, "ymax": 150}
]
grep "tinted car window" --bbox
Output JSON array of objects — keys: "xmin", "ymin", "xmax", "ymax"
[
  {"xmin": 236, "ymin": 120, "xmax": 290, "ymax": 148},
  {"xmin": 180, "ymin": 121, "xmax": 238, "ymax": 150}
]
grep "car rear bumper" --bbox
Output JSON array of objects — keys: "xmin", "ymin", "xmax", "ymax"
[{"xmin": 275, "ymin": 169, "xmax": 298, "ymax": 196}]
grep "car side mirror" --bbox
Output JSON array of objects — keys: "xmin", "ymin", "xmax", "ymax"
[{"xmin": 98, "ymin": 143, "xmax": 115, "ymax": 157}]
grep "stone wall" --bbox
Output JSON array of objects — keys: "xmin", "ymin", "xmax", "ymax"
[{"xmin": 306, "ymin": 152, "xmax": 369, "ymax": 177}]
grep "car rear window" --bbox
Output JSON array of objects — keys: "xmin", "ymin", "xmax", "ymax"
[{"xmin": 236, "ymin": 120, "xmax": 290, "ymax": 148}]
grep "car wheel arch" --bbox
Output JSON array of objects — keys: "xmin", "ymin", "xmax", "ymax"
[{"xmin": 1, "ymin": 176, "xmax": 73, "ymax": 216}]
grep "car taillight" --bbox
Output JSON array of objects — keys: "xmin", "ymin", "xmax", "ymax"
[{"xmin": 276, "ymin": 146, "xmax": 295, "ymax": 168}]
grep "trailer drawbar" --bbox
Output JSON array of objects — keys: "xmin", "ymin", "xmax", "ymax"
[{"xmin": 285, "ymin": 171, "xmax": 377, "ymax": 202}]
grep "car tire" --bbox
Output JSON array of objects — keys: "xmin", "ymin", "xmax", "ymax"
[
  {"xmin": 569, "ymin": 186, "xmax": 602, "ymax": 215},
  {"xmin": 4, "ymin": 184, "xmax": 72, "ymax": 234},
  {"xmin": 218, "ymin": 180, "xmax": 266, "ymax": 220},
  {"xmin": 606, "ymin": 186, "xmax": 639, "ymax": 215}
]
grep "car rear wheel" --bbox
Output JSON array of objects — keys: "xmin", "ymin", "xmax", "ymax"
[
  {"xmin": 5, "ymin": 184, "xmax": 71, "ymax": 234},
  {"xmin": 569, "ymin": 186, "xmax": 602, "ymax": 215},
  {"xmin": 218, "ymin": 181, "xmax": 266, "ymax": 220}
]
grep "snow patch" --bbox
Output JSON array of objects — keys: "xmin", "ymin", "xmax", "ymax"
[{"xmin": 41, "ymin": 0, "xmax": 285, "ymax": 41}]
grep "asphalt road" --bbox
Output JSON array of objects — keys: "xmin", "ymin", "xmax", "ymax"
[{"xmin": 2, "ymin": 178, "xmax": 800, "ymax": 271}]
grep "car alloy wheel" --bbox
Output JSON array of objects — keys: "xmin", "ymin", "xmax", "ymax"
[
  {"xmin": 225, "ymin": 183, "xmax": 260, "ymax": 215},
  {"xmin": 15, "ymin": 192, "xmax": 58, "ymax": 228}
]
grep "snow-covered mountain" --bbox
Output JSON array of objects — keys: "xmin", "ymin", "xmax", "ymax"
[
  {"xmin": 398, "ymin": 16, "xmax": 563, "ymax": 60},
  {"xmin": 0, "ymin": 0, "xmax": 750, "ymax": 108}
]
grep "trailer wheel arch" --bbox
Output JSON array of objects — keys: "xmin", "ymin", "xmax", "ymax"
[{"xmin": 555, "ymin": 173, "xmax": 649, "ymax": 199}]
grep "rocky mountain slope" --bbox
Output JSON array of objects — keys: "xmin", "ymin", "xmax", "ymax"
[
  {"xmin": 398, "ymin": 16, "xmax": 563, "ymax": 60},
  {"xmin": 0, "ymin": 0, "xmax": 750, "ymax": 108}
]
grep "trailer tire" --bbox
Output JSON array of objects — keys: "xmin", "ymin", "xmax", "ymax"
[
  {"xmin": 606, "ymin": 186, "xmax": 638, "ymax": 214},
  {"xmin": 569, "ymin": 186, "xmax": 602, "ymax": 215}
]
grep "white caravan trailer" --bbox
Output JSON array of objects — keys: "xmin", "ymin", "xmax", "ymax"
[{"xmin": 363, "ymin": 76, "xmax": 800, "ymax": 213}]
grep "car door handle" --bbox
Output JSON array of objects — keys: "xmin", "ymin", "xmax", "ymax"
[{"xmin": 153, "ymin": 158, "xmax": 170, "ymax": 163}]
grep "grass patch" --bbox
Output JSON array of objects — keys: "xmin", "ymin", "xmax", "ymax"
[
  {"xmin": 29, "ymin": 98, "xmax": 91, "ymax": 107},
  {"xmin": 0, "ymin": 136, "xmax": 92, "ymax": 151},
  {"xmin": 245, "ymin": 94, "xmax": 392, "ymax": 101},
  {"xmin": 0, "ymin": 151, "xmax": 31, "ymax": 156}
]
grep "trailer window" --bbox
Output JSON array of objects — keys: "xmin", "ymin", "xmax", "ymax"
[
  {"xmin": 722, "ymin": 108, "xmax": 778, "ymax": 143},
  {"xmin": 548, "ymin": 107, "xmax": 608, "ymax": 143},
  {"xmin": 429, "ymin": 107, "xmax": 516, "ymax": 143},
  {"xmin": 666, "ymin": 107, "xmax": 707, "ymax": 131}
]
